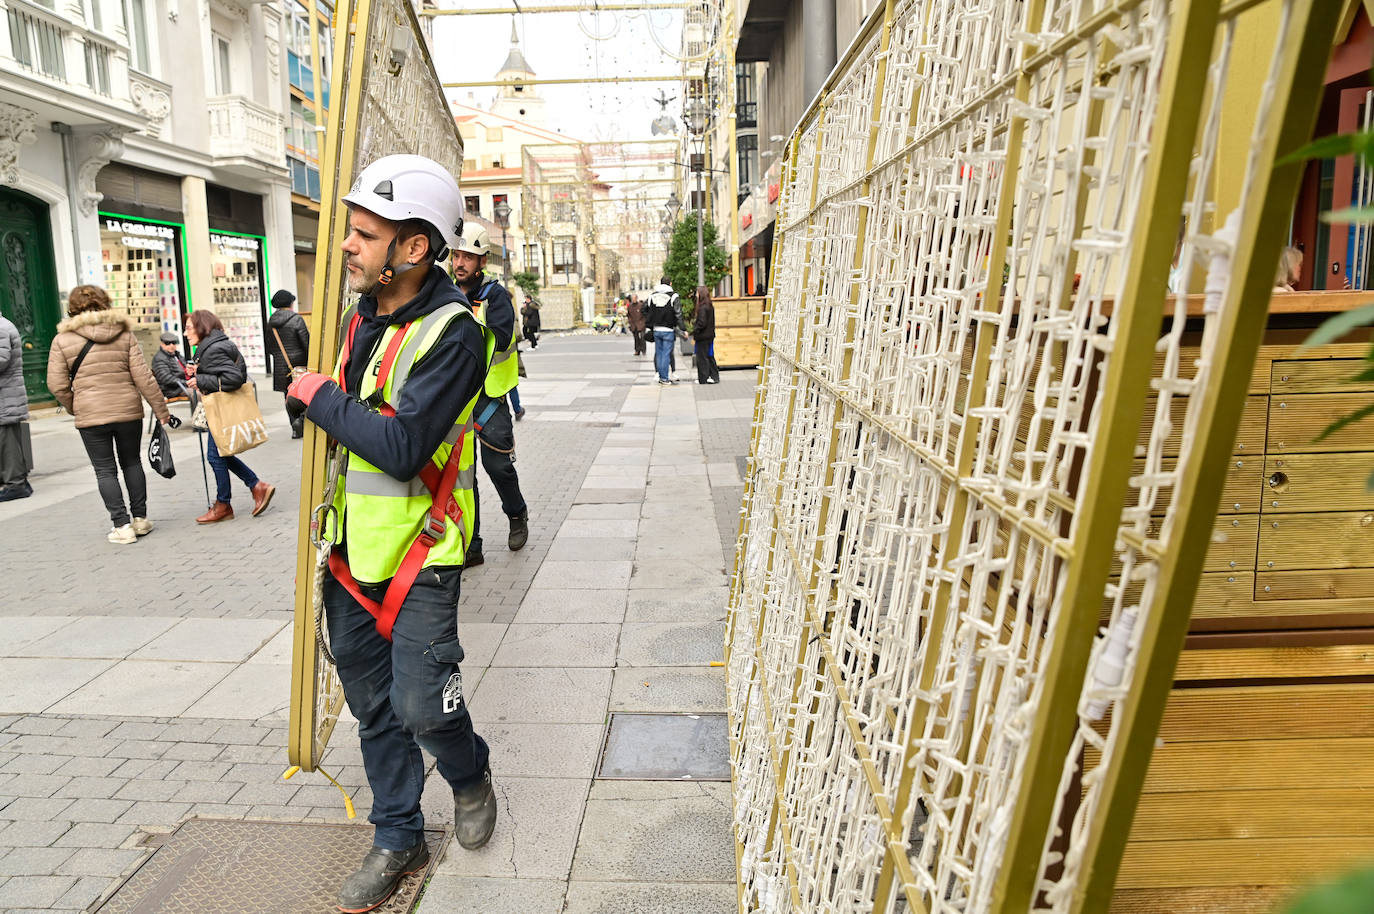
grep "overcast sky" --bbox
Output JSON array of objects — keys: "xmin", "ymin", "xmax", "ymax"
[{"xmin": 429, "ymin": 7, "xmax": 688, "ymax": 144}]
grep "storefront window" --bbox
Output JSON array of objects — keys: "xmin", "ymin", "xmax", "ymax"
[
  {"xmin": 209, "ymin": 232, "xmax": 269, "ymax": 373},
  {"xmin": 99, "ymin": 215, "xmax": 185, "ymax": 339}
]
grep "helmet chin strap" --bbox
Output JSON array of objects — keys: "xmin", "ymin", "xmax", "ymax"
[{"xmin": 377, "ymin": 232, "xmax": 423, "ymax": 287}]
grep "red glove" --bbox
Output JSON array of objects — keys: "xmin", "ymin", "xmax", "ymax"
[{"xmin": 287, "ymin": 370, "xmax": 331, "ymax": 407}]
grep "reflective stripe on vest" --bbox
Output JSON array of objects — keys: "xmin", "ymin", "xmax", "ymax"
[
  {"xmin": 469, "ymin": 279, "xmax": 519, "ymax": 397},
  {"xmin": 331, "ymin": 303, "xmax": 495, "ymax": 584}
]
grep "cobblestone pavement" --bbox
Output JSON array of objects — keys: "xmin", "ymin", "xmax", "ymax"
[{"xmin": 0, "ymin": 332, "xmax": 756, "ymax": 913}]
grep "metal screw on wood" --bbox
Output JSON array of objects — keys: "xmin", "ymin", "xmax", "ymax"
[
  {"xmin": 1227, "ymin": 576, "xmax": 1236, "ymax": 583},
  {"xmin": 1272, "ymin": 522, "xmax": 1279, "ymax": 528},
  {"xmin": 1264, "ymin": 585, "xmax": 1272, "ymax": 592},
  {"xmin": 1267, "ymin": 561, "xmax": 1274, "ymax": 567},
  {"xmin": 1233, "ymin": 503, "xmax": 1241, "ymax": 510}
]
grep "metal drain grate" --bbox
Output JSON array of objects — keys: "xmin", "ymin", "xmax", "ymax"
[
  {"xmin": 90, "ymin": 819, "xmax": 449, "ymax": 914},
  {"xmin": 597, "ymin": 712, "xmax": 730, "ymax": 780}
]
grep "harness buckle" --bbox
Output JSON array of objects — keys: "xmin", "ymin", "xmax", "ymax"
[{"xmin": 420, "ymin": 512, "xmax": 446, "ymax": 545}]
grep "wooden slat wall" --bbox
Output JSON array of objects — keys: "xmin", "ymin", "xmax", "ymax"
[{"xmin": 1111, "ymin": 326, "xmax": 1374, "ymax": 909}]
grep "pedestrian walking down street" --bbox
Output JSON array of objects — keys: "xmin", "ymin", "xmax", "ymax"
[
  {"xmin": 185, "ymin": 310, "xmax": 275, "ymax": 524},
  {"xmin": 693, "ymin": 285, "xmax": 720, "ymax": 384},
  {"xmin": 647, "ymin": 276, "xmax": 680, "ymax": 385},
  {"xmin": 151, "ymin": 331, "xmax": 193, "ymax": 402},
  {"xmin": 627, "ymin": 293, "xmax": 646, "ymax": 356},
  {"xmin": 450, "ymin": 223, "xmax": 530, "ymax": 564},
  {"xmin": 521, "ymin": 296, "xmax": 540, "ymax": 348},
  {"xmin": 283, "ymin": 154, "xmax": 498, "ymax": 913},
  {"xmin": 267, "ymin": 289, "xmax": 311, "ymax": 438},
  {"xmin": 0, "ymin": 313, "xmax": 32, "ymax": 502},
  {"xmin": 45, "ymin": 286, "xmax": 173, "ymax": 543}
]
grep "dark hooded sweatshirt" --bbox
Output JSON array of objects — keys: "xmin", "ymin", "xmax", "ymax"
[{"xmin": 304, "ymin": 265, "xmax": 488, "ymax": 482}]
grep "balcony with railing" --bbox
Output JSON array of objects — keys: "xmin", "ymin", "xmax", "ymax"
[
  {"xmin": 1, "ymin": 0, "xmax": 135, "ymax": 110},
  {"xmin": 207, "ymin": 95, "xmax": 286, "ymax": 172}
]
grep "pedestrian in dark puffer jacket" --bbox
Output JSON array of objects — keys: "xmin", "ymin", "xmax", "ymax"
[
  {"xmin": 0, "ymin": 313, "xmax": 31, "ymax": 502},
  {"xmin": 151, "ymin": 331, "xmax": 192, "ymax": 400},
  {"xmin": 46, "ymin": 286, "xmax": 173, "ymax": 543},
  {"xmin": 267, "ymin": 290, "xmax": 311, "ymax": 438},
  {"xmin": 185, "ymin": 309, "xmax": 275, "ymax": 524}
]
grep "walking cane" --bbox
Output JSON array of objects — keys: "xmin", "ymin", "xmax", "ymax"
[{"xmin": 196, "ymin": 429, "xmax": 211, "ymax": 510}]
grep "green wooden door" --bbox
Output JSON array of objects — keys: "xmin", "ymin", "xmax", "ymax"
[{"xmin": 0, "ymin": 189, "xmax": 61, "ymax": 402}]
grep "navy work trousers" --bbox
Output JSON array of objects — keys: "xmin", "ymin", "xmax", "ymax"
[
  {"xmin": 472, "ymin": 396, "xmax": 527, "ymax": 550},
  {"xmin": 324, "ymin": 562, "xmax": 489, "ymax": 851}
]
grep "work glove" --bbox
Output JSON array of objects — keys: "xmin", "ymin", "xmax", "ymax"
[
  {"xmin": 287, "ymin": 369, "xmax": 331, "ymax": 414},
  {"xmin": 164, "ymin": 415, "xmax": 182, "ymax": 429}
]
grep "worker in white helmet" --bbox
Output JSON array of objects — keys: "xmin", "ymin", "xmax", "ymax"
[{"xmin": 285, "ymin": 154, "xmax": 499, "ymax": 912}]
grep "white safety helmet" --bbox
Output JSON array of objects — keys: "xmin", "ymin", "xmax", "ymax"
[
  {"xmin": 343, "ymin": 154, "xmax": 465, "ymax": 253},
  {"xmin": 453, "ymin": 223, "xmax": 493, "ymax": 257}
]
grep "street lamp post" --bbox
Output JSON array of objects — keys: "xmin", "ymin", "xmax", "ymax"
[
  {"xmin": 493, "ymin": 199, "xmax": 512, "ymax": 283},
  {"xmin": 684, "ymin": 97, "xmax": 708, "ymax": 289},
  {"xmin": 663, "ymin": 191, "xmax": 681, "ymax": 262}
]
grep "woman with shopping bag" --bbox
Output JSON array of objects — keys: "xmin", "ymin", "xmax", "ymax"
[{"xmin": 185, "ymin": 310, "xmax": 275, "ymax": 524}]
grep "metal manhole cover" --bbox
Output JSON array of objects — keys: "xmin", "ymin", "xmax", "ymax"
[
  {"xmin": 597, "ymin": 712, "xmax": 730, "ymax": 780},
  {"xmin": 90, "ymin": 819, "xmax": 449, "ymax": 914}
]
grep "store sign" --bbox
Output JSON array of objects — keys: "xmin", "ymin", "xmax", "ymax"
[
  {"xmin": 211, "ymin": 233, "xmax": 261, "ymax": 255},
  {"xmin": 105, "ymin": 218, "xmax": 174, "ymax": 252}
]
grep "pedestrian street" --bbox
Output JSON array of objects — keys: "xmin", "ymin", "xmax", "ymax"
[{"xmin": 0, "ymin": 332, "xmax": 754, "ymax": 913}]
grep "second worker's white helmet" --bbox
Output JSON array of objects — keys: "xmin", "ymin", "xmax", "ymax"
[
  {"xmin": 343, "ymin": 154, "xmax": 465, "ymax": 254},
  {"xmin": 454, "ymin": 222, "xmax": 493, "ymax": 257}
]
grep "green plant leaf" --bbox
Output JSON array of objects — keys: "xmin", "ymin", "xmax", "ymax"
[
  {"xmin": 1277, "ymin": 131, "xmax": 1370, "ymax": 165},
  {"xmin": 1280, "ymin": 865, "xmax": 1374, "ymax": 914},
  {"xmin": 1322, "ymin": 205, "xmax": 1374, "ymax": 225},
  {"xmin": 1295, "ymin": 302, "xmax": 1374, "ymax": 353},
  {"xmin": 1315, "ymin": 400, "xmax": 1374, "ymax": 442}
]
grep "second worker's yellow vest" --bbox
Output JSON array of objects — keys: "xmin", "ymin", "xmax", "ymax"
[
  {"xmin": 469, "ymin": 278, "xmax": 519, "ymax": 397},
  {"xmin": 331, "ymin": 302, "xmax": 495, "ymax": 583}
]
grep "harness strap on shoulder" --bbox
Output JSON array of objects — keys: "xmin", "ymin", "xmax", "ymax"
[{"xmin": 473, "ymin": 398, "xmax": 501, "ymax": 431}]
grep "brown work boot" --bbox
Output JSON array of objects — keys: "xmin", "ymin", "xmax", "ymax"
[
  {"xmin": 250, "ymin": 481, "xmax": 276, "ymax": 517},
  {"xmin": 196, "ymin": 501, "xmax": 234, "ymax": 524}
]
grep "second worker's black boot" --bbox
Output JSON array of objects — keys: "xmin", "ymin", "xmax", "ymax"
[
  {"xmin": 336, "ymin": 839, "xmax": 429, "ymax": 913},
  {"xmin": 453, "ymin": 767, "xmax": 497, "ymax": 850},
  {"xmin": 465, "ymin": 537, "xmax": 484, "ymax": 568},
  {"xmin": 507, "ymin": 512, "xmax": 528, "ymax": 551}
]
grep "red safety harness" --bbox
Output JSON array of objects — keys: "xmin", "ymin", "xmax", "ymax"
[{"xmin": 327, "ymin": 312, "xmax": 468, "ymax": 640}]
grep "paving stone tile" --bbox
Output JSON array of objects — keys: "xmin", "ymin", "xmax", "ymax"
[
  {"xmin": 469, "ymin": 668, "xmax": 612, "ymax": 724},
  {"xmin": 457, "ymin": 622, "xmax": 508, "ymax": 669},
  {"xmin": 531, "ymin": 561, "xmax": 631, "ymax": 590},
  {"xmin": 415, "ymin": 876, "xmax": 567, "ymax": 914},
  {"xmin": 624, "ymin": 588, "xmax": 729, "ymax": 623},
  {"xmin": 2, "ymin": 796, "xmax": 76, "ymax": 820},
  {"xmin": 57, "ymin": 874, "xmax": 115, "ymax": 910},
  {"xmin": 0, "ymin": 818, "xmax": 72, "ymax": 846},
  {"xmin": 0, "ymin": 617, "xmax": 77, "ymax": 655},
  {"xmin": 610, "ymin": 667, "xmax": 726, "ymax": 714},
  {"xmin": 185, "ymin": 662, "xmax": 291, "ymax": 720},
  {"xmin": 491, "ymin": 624, "xmax": 620, "ymax": 668},
  {"xmin": 515, "ymin": 590, "xmax": 626, "ymax": 625},
  {"xmin": 561, "ymin": 881, "xmax": 736, "ymax": 914},
  {"xmin": 129, "ymin": 618, "xmax": 287, "ymax": 663},
  {"xmin": 0, "ymin": 845, "xmax": 75, "ymax": 878},
  {"xmin": 0, "ymin": 659, "xmax": 114, "ymax": 714},
  {"xmin": 53, "ymin": 822, "xmax": 138, "ymax": 848},
  {"xmin": 430, "ymin": 776, "xmax": 589, "ymax": 880},
  {"xmin": 546, "ymin": 537, "xmax": 636, "ymax": 562},
  {"xmin": 483, "ymin": 723, "xmax": 605, "ymax": 779},
  {"xmin": 13, "ymin": 617, "xmax": 178, "ymax": 660},
  {"xmin": 571, "ymin": 781, "xmax": 734, "ymax": 883},
  {"xmin": 5, "ymin": 773, "xmax": 68, "ymax": 798},
  {"xmin": 58, "ymin": 798, "xmax": 133, "ymax": 824},
  {"xmin": 47, "ymin": 661, "xmax": 236, "ymax": 718},
  {"xmin": 54, "ymin": 846, "xmax": 145, "ymax": 876},
  {"xmin": 617, "ymin": 623, "xmax": 726, "ymax": 667},
  {"xmin": 566, "ymin": 503, "xmax": 641, "ymax": 520},
  {"xmin": 0, "ymin": 874, "xmax": 78, "ymax": 906},
  {"xmin": 54, "ymin": 777, "xmax": 122, "ymax": 799}
]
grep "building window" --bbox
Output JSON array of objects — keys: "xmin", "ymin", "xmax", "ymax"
[
  {"xmin": 552, "ymin": 237, "xmax": 577, "ymax": 281},
  {"xmin": 124, "ymin": 0, "xmax": 150, "ymax": 73},
  {"xmin": 463, "ymin": 158, "xmax": 476, "ymax": 172},
  {"xmin": 523, "ymin": 243, "xmax": 540, "ymax": 276},
  {"xmin": 213, "ymin": 35, "xmax": 232, "ymax": 94},
  {"xmin": 492, "ymin": 193, "xmax": 508, "ymax": 212},
  {"xmin": 738, "ymin": 133, "xmax": 758, "ymax": 188},
  {"xmin": 90, "ymin": 0, "xmax": 102, "ymax": 32},
  {"xmin": 288, "ymin": 98, "xmax": 318, "ymax": 159},
  {"xmin": 7, "ymin": 9, "xmax": 66, "ymax": 78},
  {"xmin": 486, "ymin": 126, "xmax": 503, "ymax": 142},
  {"xmin": 84, "ymin": 39, "xmax": 110, "ymax": 95},
  {"xmin": 465, "ymin": 195, "xmax": 480, "ymax": 214}
]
